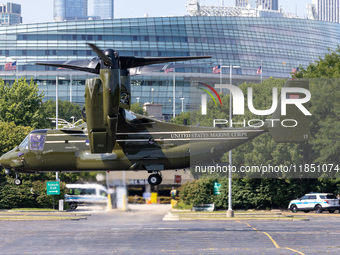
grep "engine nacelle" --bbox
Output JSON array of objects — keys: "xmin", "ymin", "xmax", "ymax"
[{"xmin": 85, "ymin": 68, "xmax": 120, "ymax": 153}]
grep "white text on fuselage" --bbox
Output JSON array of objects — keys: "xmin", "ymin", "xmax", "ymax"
[{"xmin": 170, "ymin": 132, "xmax": 248, "ymax": 139}]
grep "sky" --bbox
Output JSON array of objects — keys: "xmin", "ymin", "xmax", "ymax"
[{"xmin": 12, "ymin": 0, "xmax": 313, "ymax": 24}]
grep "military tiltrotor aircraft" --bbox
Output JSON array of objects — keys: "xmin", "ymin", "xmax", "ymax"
[{"xmin": 0, "ymin": 43, "xmax": 310, "ymax": 186}]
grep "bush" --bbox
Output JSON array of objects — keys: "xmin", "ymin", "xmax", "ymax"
[
  {"xmin": 0, "ymin": 171, "xmax": 68, "ymax": 209},
  {"xmin": 179, "ymin": 178, "xmax": 340, "ymax": 210}
]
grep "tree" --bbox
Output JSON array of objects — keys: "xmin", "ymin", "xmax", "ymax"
[
  {"xmin": 130, "ymin": 102, "xmax": 147, "ymax": 116},
  {"xmin": 295, "ymin": 47, "xmax": 340, "ymax": 165},
  {"xmin": 42, "ymin": 99, "xmax": 83, "ymax": 128},
  {"xmin": 169, "ymin": 111, "xmax": 191, "ymax": 125},
  {"xmin": 0, "ymin": 121, "xmax": 33, "ymax": 155},
  {"xmin": 0, "ymin": 78, "xmax": 45, "ymax": 128},
  {"xmin": 296, "ymin": 46, "xmax": 340, "ymax": 78}
]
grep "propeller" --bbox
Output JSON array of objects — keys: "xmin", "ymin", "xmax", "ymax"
[
  {"xmin": 87, "ymin": 43, "xmax": 113, "ymax": 67},
  {"xmin": 35, "ymin": 43, "xmax": 211, "ymax": 73}
]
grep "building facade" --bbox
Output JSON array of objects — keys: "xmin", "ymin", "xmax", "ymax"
[
  {"xmin": 235, "ymin": 0, "xmax": 278, "ymax": 10},
  {"xmin": 93, "ymin": 0, "xmax": 114, "ymax": 19},
  {"xmin": 0, "ymin": 16, "xmax": 339, "ymax": 116},
  {"xmin": 0, "ymin": 2, "xmax": 21, "ymax": 26},
  {"xmin": 54, "ymin": 0, "xmax": 89, "ymax": 21},
  {"xmin": 307, "ymin": 0, "xmax": 340, "ymax": 23}
]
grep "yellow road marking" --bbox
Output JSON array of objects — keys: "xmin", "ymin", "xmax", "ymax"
[
  {"xmin": 237, "ymin": 220, "xmax": 305, "ymax": 254},
  {"xmin": 262, "ymin": 231, "xmax": 280, "ymax": 248},
  {"xmin": 286, "ymin": 247, "xmax": 305, "ymax": 255}
]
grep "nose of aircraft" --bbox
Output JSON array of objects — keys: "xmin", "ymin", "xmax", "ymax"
[{"xmin": 0, "ymin": 151, "xmax": 17, "ymax": 168}]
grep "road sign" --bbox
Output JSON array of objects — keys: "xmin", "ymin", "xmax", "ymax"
[
  {"xmin": 46, "ymin": 181, "xmax": 60, "ymax": 195},
  {"xmin": 213, "ymin": 182, "xmax": 221, "ymax": 195},
  {"xmin": 175, "ymin": 175, "xmax": 181, "ymax": 183}
]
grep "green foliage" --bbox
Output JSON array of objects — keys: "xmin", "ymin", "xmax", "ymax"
[
  {"xmin": 180, "ymin": 178, "xmax": 340, "ymax": 209},
  {"xmin": 130, "ymin": 102, "xmax": 147, "ymax": 116},
  {"xmin": 307, "ymin": 79, "xmax": 340, "ymax": 165},
  {"xmin": 0, "ymin": 121, "xmax": 33, "ymax": 155},
  {"xmin": 169, "ymin": 111, "xmax": 191, "ymax": 125},
  {"xmin": 297, "ymin": 46, "xmax": 340, "ymax": 78},
  {"xmin": 0, "ymin": 170, "xmax": 68, "ymax": 209},
  {"xmin": 42, "ymin": 99, "xmax": 82, "ymax": 128},
  {"xmin": 173, "ymin": 200, "xmax": 193, "ymax": 210},
  {"xmin": 0, "ymin": 78, "xmax": 45, "ymax": 128}
]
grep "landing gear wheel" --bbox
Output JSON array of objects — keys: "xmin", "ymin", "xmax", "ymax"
[
  {"xmin": 14, "ymin": 178, "xmax": 22, "ymax": 186},
  {"xmin": 148, "ymin": 174, "xmax": 162, "ymax": 186},
  {"xmin": 69, "ymin": 203, "xmax": 77, "ymax": 210},
  {"xmin": 315, "ymin": 205, "xmax": 323, "ymax": 213},
  {"xmin": 290, "ymin": 205, "xmax": 298, "ymax": 213}
]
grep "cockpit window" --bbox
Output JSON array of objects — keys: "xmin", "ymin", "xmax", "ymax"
[
  {"xmin": 30, "ymin": 134, "xmax": 46, "ymax": 151},
  {"xmin": 19, "ymin": 135, "xmax": 29, "ymax": 150}
]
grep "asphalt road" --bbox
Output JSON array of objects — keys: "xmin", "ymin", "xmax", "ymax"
[{"xmin": 0, "ymin": 206, "xmax": 340, "ymax": 254}]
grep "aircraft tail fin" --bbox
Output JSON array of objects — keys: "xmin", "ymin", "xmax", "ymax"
[{"xmin": 268, "ymin": 79, "xmax": 310, "ymax": 143}]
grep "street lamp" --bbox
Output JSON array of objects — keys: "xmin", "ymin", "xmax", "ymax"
[
  {"xmin": 151, "ymin": 88, "xmax": 154, "ymax": 104},
  {"xmin": 70, "ymin": 116, "xmax": 75, "ymax": 125},
  {"xmin": 180, "ymin": 98, "xmax": 185, "ymax": 112},
  {"xmin": 136, "ymin": 97, "xmax": 140, "ymax": 103},
  {"xmin": 216, "ymin": 64, "xmax": 241, "ymax": 218}
]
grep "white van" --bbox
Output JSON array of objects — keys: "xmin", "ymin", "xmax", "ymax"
[{"xmin": 65, "ymin": 184, "xmax": 109, "ymax": 210}]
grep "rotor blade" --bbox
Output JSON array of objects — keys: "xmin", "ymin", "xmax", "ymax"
[
  {"xmin": 35, "ymin": 58, "xmax": 100, "ymax": 74},
  {"xmin": 120, "ymin": 56, "xmax": 212, "ymax": 69},
  {"xmin": 87, "ymin": 43, "xmax": 113, "ymax": 66}
]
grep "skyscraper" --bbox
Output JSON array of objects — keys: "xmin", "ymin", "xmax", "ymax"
[
  {"xmin": 0, "ymin": 2, "xmax": 22, "ymax": 25},
  {"xmin": 235, "ymin": 0, "xmax": 278, "ymax": 10},
  {"xmin": 54, "ymin": 0, "xmax": 88, "ymax": 22},
  {"xmin": 93, "ymin": 0, "xmax": 114, "ymax": 19},
  {"xmin": 308, "ymin": 0, "xmax": 340, "ymax": 23}
]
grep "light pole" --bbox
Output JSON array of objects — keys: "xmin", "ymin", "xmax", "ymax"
[
  {"xmin": 56, "ymin": 76, "xmax": 66, "ymax": 130},
  {"xmin": 56, "ymin": 77, "xmax": 59, "ymax": 130},
  {"xmin": 216, "ymin": 64, "xmax": 241, "ymax": 218},
  {"xmin": 151, "ymin": 88, "xmax": 154, "ymax": 104},
  {"xmin": 70, "ymin": 71, "xmax": 73, "ymax": 102},
  {"xmin": 173, "ymin": 68, "xmax": 176, "ymax": 119},
  {"xmin": 136, "ymin": 97, "xmax": 140, "ymax": 103},
  {"xmin": 180, "ymin": 98, "xmax": 185, "ymax": 112}
]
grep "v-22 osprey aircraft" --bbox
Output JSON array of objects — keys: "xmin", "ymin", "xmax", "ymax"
[{"xmin": 0, "ymin": 44, "xmax": 310, "ymax": 186}]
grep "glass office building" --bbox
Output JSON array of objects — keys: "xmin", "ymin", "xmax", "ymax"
[
  {"xmin": 54, "ymin": 0, "xmax": 88, "ymax": 21},
  {"xmin": 93, "ymin": 0, "xmax": 114, "ymax": 19},
  {"xmin": 0, "ymin": 2, "xmax": 22, "ymax": 26},
  {"xmin": 0, "ymin": 16, "xmax": 339, "ymax": 116}
]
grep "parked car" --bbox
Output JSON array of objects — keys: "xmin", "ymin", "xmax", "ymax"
[
  {"xmin": 288, "ymin": 193, "xmax": 340, "ymax": 213},
  {"xmin": 65, "ymin": 184, "xmax": 109, "ymax": 210}
]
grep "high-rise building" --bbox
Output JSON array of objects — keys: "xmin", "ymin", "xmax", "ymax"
[
  {"xmin": 93, "ymin": 0, "xmax": 114, "ymax": 19},
  {"xmin": 307, "ymin": 0, "xmax": 340, "ymax": 23},
  {"xmin": 0, "ymin": 2, "xmax": 22, "ymax": 26},
  {"xmin": 235, "ymin": 0, "xmax": 278, "ymax": 10},
  {"xmin": 54, "ymin": 0, "xmax": 89, "ymax": 21}
]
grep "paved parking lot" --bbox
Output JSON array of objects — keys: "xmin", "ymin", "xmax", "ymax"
[{"xmin": 0, "ymin": 206, "xmax": 340, "ymax": 254}]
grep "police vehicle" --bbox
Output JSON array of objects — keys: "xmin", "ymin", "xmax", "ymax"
[{"xmin": 288, "ymin": 193, "xmax": 340, "ymax": 213}]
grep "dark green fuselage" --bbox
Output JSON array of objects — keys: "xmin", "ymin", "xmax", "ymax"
[{"xmin": 0, "ymin": 115, "xmax": 266, "ymax": 174}]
